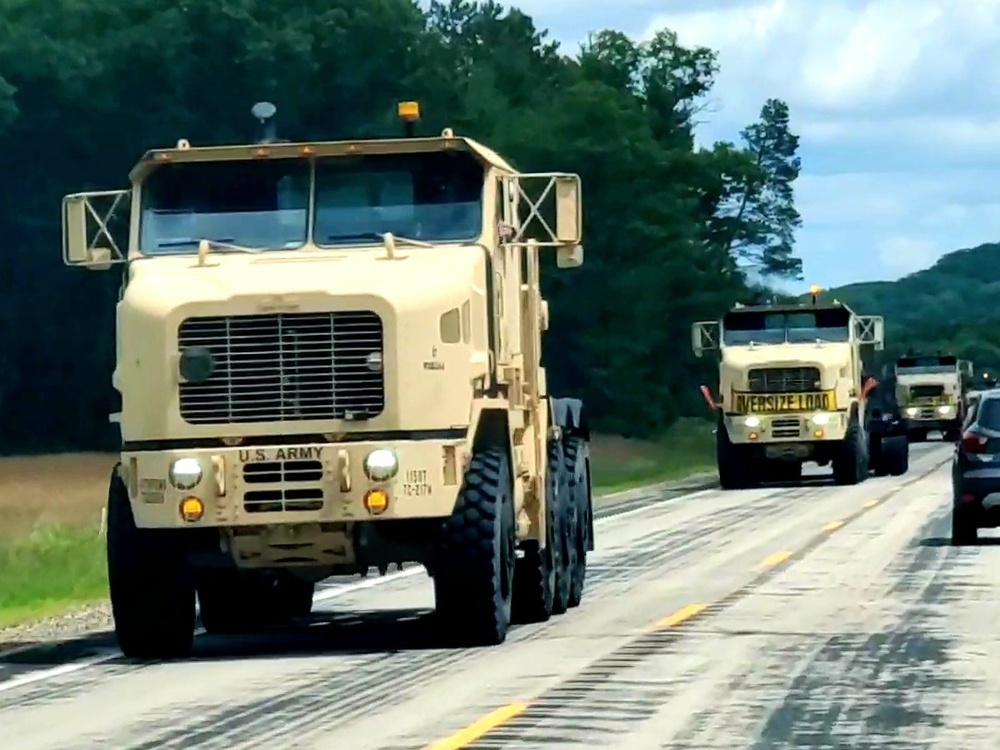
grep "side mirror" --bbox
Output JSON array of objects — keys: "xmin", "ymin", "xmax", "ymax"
[
  {"xmin": 691, "ymin": 321, "xmax": 720, "ymax": 357},
  {"xmin": 62, "ymin": 190, "xmax": 129, "ymax": 271},
  {"xmin": 556, "ymin": 244, "xmax": 583, "ymax": 269},
  {"xmin": 554, "ymin": 175, "xmax": 581, "ymax": 245}
]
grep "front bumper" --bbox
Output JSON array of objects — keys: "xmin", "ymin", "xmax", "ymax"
[
  {"xmin": 724, "ymin": 411, "xmax": 848, "ymax": 444},
  {"xmin": 120, "ymin": 437, "xmax": 467, "ymax": 528}
]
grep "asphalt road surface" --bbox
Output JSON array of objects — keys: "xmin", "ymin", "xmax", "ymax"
[{"xmin": 2, "ymin": 441, "xmax": 985, "ymax": 749}]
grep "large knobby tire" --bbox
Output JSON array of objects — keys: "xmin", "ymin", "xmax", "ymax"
[
  {"xmin": 883, "ymin": 435, "xmax": 909, "ymax": 476},
  {"xmin": 433, "ymin": 446, "xmax": 516, "ymax": 646},
  {"xmin": 512, "ymin": 442, "xmax": 567, "ymax": 624},
  {"xmin": 869, "ymin": 434, "xmax": 887, "ymax": 477},
  {"xmin": 717, "ymin": 419, "xmax": 758, "ymax": 490},
  {"xmin": 562, "ymin": 435, "xmax": 591, "ymax": 609},
  {"xmin": 549, "ymin": 440, "xmax": 573, "ymax": 616},
  {"xmin": 832, "ymin": 415, "xmax": 868, "ymax": 485},
  {"xmin": 107, "ymin": 464, "xmax": 196, "ymax": 660}
]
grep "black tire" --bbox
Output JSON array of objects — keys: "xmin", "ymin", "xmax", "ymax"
[
  {"xmin": 107, "ymin": 464, "xmax": 196, "ymax": 660},
  {"xmin": 550, "ymin": 440, "xmax": 572, "ymax": 616},
  {"xmin": 717, "ymin": 418, "xmax": 758, "ymax": 490},
  {"xmin": 951, "ymin": 507, "xmax": 978, "ymax": 545},
  {"xmin": 433, "ymin": 446, "xmax": 516, "ymax": 645},
  {"xmin": 883, "ymin": 435, "xmax": 909, "ymax": 476},
  {"xmin": 511, "ymin": 441, "xmax": 563, "ymax": 624},
  {"xmin": 869, "ymin": 435, "xmax": 887, "ymax": 477},
  {"xmin": 833, "ymin": 414, "xmax": 868, "ymax": 485},
  {"xmin": 279, "ymin": 576, "xmax": 316, "ymax": 619},
  {"xmin": 562, "ymin": 435, "xmax": 590, "ymax": 609},
  {"xmin": 944, "ymin": 427, "xmax": 961, "ymax": 442}
]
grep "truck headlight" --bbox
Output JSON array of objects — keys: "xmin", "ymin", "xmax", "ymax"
[
  {"xmin": 937, "ymin": 405, "xmax": 952, "ymax": 415},
  {"xmin": 811, "ymin": 413, "xmax": 831, "ymax": 425},
  {"xmin": 169, "ymin": 457, "xmax": 203, "ymax": 490},
  {"xmin": 364, "ymin": 448, "xmax": 399, "ymax": 481},
  {"xmin": 744, "ymin": 416, "xmax": 761, "ymax": 428},
  {"xmin": 906, "ymin": 407, "xmax": 918, "ymax": 416}
]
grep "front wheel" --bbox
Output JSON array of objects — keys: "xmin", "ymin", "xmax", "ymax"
[
  {"xmin": 833, "ymin": 415, "xmax": 868, "ymax": 485},
  {"xmin": 563, "ymin": 435, "xmax": 591, "ymax": 609},
  {"xmin": 107, "ymin": 465, "xmax": 196, "ymax": 660},
  {"xmin": 433, "ymin": 446, "xmax": 516, "ymax": 646}
]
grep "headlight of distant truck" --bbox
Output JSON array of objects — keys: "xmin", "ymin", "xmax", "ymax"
[
  {"xmin": 937, "ymin": 405, "xmax": 953, "ymax": 415},
  {"xmin": 364, "ymin": 448, "xmax": 399, "ymax": 481},
  {"xmin": 811, "ymin": 413, "xmax": 831, "ymax": 425},
  {"xmin": 906, "ymin": 407, "xmax": 918, "ymax": 416},
  {"xmin": 169, "ymin": 457, "xmax": 203, "ymax": 490},
  {"xmin": 743, "ymin": 416, "xmax": 761, "ymax": 428}
]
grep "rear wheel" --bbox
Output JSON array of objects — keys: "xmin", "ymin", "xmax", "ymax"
[
  {"xmin": 107, "ymin": 465, "xmax": 196, "ymax": 660},
  {"xmin": 883, "ymin": 435, "xmax": 909, "ymax": 476},
  {"xmin": 562, "ymin": 435, "xmax": 590, "ymax": 609}
]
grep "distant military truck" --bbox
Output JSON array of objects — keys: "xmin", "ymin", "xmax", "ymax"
[
  {"xmin": 692, "ymin": 290, "xmax": 904, "ymax": 488},
  {"xmin": 894, "ymin": 353, "xmax": 972, "ymax": 442}
]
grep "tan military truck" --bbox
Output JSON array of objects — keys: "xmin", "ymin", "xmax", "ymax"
[
  {"xmin": 61, "ymin": 101, "xmax": 594, "ymax": 659},
  {"xmin": 894, "ymin": 353, "xmax": 972, "ymax": 442},
  {"xmin": 692, "ymin": 290, "xmax": 892, "ymax": 488}
]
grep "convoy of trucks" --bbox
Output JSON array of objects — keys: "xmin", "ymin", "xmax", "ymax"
[{"xmin": 48, "ymin": 99, "xmax": 961, "ymax": 658}]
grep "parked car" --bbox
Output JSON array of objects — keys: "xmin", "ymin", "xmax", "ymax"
[{"xmin": 952, "ymin": 388, "xmax": 1000, "ymax": 544}]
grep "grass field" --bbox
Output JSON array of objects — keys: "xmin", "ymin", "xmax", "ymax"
[{"xmin": 0, "ymin": 420, "xmax": 714, "ymax": 628}]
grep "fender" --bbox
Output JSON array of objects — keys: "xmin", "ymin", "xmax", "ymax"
[{"xmin": 550, "ymin": 396, "xmax": 590, "ymax": 440}]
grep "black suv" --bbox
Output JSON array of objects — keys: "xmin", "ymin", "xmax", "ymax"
[{"xmin": 952, "ymin": 388, "xmax": 1000, "ymax": 543}]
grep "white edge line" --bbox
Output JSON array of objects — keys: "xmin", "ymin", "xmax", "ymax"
[{"xmin": 0, "ymin": 486, "xmax": 714, "ymax": 694}]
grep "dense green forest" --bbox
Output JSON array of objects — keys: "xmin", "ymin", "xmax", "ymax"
[
  {"xmin": 0, "ymin": 0, "xmax": 809, "ymax": 453},
  {"xmin": 817, "ymin": 242, "xmax": 1000, "ymax": 379}
]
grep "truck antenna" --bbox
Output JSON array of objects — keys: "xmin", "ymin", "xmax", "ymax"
[{"xmin": 251, "ymin": 101, "xmax": 278, "ymax": 144}]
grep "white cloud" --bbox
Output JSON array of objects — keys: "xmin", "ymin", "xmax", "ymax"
[{"xmin": 877, "ymin": 236, "xmax": 939, "ymax": 275}]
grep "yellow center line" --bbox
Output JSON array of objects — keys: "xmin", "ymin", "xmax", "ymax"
[
  {"xmin": 425, "ymin": 601, "xmax": 708, "ymax": 748},
  {"xmin": 654, "ymin": 602, "xmax": 707, "ymax": 629},
  {"xmin": 822, "ymin": 520, "xmax": 844, "ymax": 532},
  {"xmin": 758, "ymin": 550, "xmax": 792, "ymax": 570},
  {"xmin": 864, "ymin": 499, "xmax": 878, "ymax": 509},
  {"xmin": 423, "ymin": 701, "xmax": 528, "ymax": 750}
]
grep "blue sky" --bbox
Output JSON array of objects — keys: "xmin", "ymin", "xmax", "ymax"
[{"xmin": 493, "ymin": 0, "xmax": 1000, "ymax": 291}]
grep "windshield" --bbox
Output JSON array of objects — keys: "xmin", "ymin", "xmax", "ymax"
[
  {"xmin": 722, "ymin": 309, "xmax": 851, "ymax": 346},
  {"xmin": 314, "ymin": 151, "xmax": 484, "ymax": 246},
  {"xmin": 895, "ymin": 356, "xmax": 958, "ymax": 376},
  {"xmin": 139, "ymin": 159, "xmax": 310, "ymax": 254}
]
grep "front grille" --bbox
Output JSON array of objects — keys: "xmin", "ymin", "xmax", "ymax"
[
  {"xmin": 910, "ymin": 384, "xmax": 945, "ymax": 399},
  {"xmin": 178, "ymin": 311, "xmax": 385, "ymax": 425},
  {"xmin": 918, "ymin": 407, "xmax": 937, "ymax": 420},
  {"xmin": 748, "ymin": 367, "xmax": 820, "ymax": 394},
  {"xmin": 771, "ymin": 417, "xmax": 801, "ymax": 438},
  {"xmin": 242, "ymin": 459, "xmax": 324, "ymax": 513}
]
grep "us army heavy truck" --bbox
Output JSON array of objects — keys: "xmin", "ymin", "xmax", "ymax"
[
  {"xmin": 61, "ymin": 101, "xmax": 594, "ymax": 659},
  {"xmin": 894, "ymin": 353, "xmax": 972, "ymax": 442},
  {"xmin": 692, "ymin": 288, "xmax": 906, "ymax": 488}
]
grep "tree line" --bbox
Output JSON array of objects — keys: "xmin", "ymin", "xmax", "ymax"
[{"xmin": 0, "ymin": 0, "xmax": 803, "ymax": 452}]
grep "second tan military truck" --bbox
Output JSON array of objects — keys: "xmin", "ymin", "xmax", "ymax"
[{"xmin": 693, "ymin": 290, "xmax": 905, "ymax": 488}]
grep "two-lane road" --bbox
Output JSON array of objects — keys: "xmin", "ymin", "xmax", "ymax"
[{"xmin": 4, "ymin": 442, "xmax": 985, "ymax": 749}]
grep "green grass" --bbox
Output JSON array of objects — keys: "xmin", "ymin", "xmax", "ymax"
[
  {"xmin": 0, "ymin": 425, "xmax": 717, "ymax": 630},
  {"xmin": 589, "ymin": 418, "xmax": 716, "ymax": 495},
  {"xmin": 0, "ymin": 524, "xmax": 107, "ymax": 629}
]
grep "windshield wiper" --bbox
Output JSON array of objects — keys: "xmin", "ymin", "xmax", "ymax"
[{"xmin": 325, "ymin": 231, "xmax": 433, "ymax": 248}]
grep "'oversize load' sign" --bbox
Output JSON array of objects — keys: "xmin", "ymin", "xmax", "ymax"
[{"xmin": 733, "ymin": 391, "xmax": 836, "ymax": 414}]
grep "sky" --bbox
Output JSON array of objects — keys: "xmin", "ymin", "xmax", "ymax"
[{"xmin": 494, "ymin": 0, "xmax": 1000, "ymax": 291}]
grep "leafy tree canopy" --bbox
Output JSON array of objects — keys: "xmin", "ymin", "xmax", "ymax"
[{"xmin": 0, "ymin": 0, "xmax": 805, "ymax": 451}]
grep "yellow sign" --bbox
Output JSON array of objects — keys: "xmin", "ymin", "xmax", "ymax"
[{"xmin": 733, "ymin": 390, "xmax": 836, "ymax": 414}]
